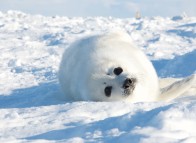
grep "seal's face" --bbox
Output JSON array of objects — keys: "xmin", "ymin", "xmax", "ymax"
[
  {"xmin": 104, "ymin": 67, "xmax": 136, "ymax": 98},
  {"xmin": 89, "ymin": 66, "xmax": 137, "ymax": 101}
]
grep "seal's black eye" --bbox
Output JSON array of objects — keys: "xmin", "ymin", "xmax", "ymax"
[
  {"xmin": 104, "ymin": 86, "xmax": 112, "ymax": 97},
  {"xmin": 113, "ymin": 67, "xmax": 123, "ymax": 75}
]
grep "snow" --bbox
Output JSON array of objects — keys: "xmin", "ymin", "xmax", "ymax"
[{"xmin": 0, "ymin": 11, "xmax": 196, "ymax": 143}]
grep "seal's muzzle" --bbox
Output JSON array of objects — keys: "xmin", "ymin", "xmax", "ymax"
[{"xmin": 123, "ymin": 78, "xmax": 136, "ymax": 96}]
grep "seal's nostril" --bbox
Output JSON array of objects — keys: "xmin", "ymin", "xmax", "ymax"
[
  {"xmin": 125, "ymin": 78, "xmax": 132, "ymax": 84},
  {"xmin": 123, "ymin": 78, "xmax": 135, "ymax": 89},
  {"xmin": 127, "ymin": 79, "xmax": 132, "ymax": 84}
]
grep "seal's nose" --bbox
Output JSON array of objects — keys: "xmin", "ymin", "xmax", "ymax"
[{"xmin": 123, "ymin": 78, "xmax": 135, "ymax": 89}]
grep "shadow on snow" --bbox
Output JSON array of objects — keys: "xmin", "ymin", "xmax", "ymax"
[
  {"xmin": 152, "ymin": 50, "xmax": 196, "ymax": 78},
  {"xmin": 25, "ymin": 104, "xmax": 172, "ymax": 142},
  {"xmin": 0, "ymin": 81, "xmax": 65, "ymax": 109}
]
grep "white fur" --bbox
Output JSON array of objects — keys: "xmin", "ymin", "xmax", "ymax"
[
  {"xmin": 59, "ymin": 31, "xmax": 160, "ymax": 102},
  {"xmin": 59, "ymin": 31, "xmax": 195, "ymax": 103},
  {"xmin": 159, "ymin": 74, "xmax": 196, "ymax": 101}
]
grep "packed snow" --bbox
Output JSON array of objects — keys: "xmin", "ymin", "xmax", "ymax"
[{"xmin": 0, "ymin": 11, "xmax": 196, "ymax": 143}]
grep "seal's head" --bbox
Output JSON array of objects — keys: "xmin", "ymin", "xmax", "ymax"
[
  {"xmin": 88, "ymin": 65, "xmax": 138, "ymax": 102},
  {"xmin": 104, "ymin": 67, "xmax": 137, "ymax": 97}
]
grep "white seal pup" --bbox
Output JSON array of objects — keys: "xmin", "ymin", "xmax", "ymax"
[{"xmin": 59, "ymin": 30, "xmax": 196, "ymax": 102}]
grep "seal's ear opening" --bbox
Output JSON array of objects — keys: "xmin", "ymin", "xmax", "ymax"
[
  {"xmin": 114, "ymin": 67, "xmax": 123, "ymax": 75},
  {"xmin": 104, "ymin": 86, "xmax": 112, "ymax": 97}
]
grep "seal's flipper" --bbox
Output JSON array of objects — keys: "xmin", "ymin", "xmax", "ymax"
[{"xmin": 158, "ymin": 74, "xmax": 195, "ymax": 101}]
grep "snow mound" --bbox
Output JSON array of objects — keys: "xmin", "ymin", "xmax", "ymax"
[{"xmin": 0, "ymin": 11, "xmax": 196, "ymax": 142}]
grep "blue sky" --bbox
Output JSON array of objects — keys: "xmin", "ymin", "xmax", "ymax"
[{"xmin": 1, "ymin": 0, "xmax": 196, "ymax": 17}]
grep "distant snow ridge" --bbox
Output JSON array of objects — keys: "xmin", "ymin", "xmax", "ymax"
[{"xmin": 0, "ymin": 11, "xmax": 196, "ymax": 143}]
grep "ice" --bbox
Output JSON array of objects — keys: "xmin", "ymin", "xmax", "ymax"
[{"xmin": 0, "ymin": 11, "xmax": 196, "ymax": 142}]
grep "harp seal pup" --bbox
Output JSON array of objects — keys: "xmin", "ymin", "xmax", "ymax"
[{"xmin": 59, "ymin": 30, "xmax": 196, "ymax": 102}]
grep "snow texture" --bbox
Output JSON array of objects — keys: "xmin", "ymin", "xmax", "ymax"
[{"xmin": 0, "ymin": 11, "xmax": 196, "ymax": 143}]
